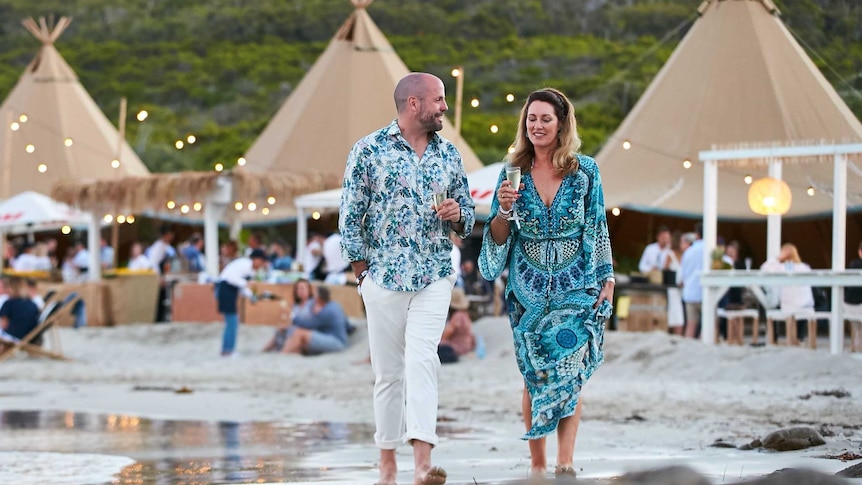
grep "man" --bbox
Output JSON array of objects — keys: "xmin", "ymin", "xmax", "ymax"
[
  {"xmin": 679, "ymin": 225, "xmax": 704, "ymax": 338},
  {"xmin": 339, "ymin": 72, "xmax": 475, "ymax": 485},
  {"xmin": 100, "ymin": 237, "xmax": 115, "ymax": 270},
  {"xmin": 322, "ymin": 232, "xmax": 349, "ymax": 285},
  {"xmin": 638, "ymin": 225, "xmax": 672, "ymax": 274},
  {"xmin": 215, "ymin": 248, "xmax": 269, "ymax": 357},
  {"xmin": 279, "ymin": 286, "xmax": 349, "ymax": 355},
  {"xmin": 181, "ymin": 234, "xmax": 206, "ymax": 273},
  {"xmin": 302, "ymin": 232, "xmax": 325, "ymax": 280},
  {"xmin": 147, "ymin": 225, "xmax": 176, "ymax": 275}
]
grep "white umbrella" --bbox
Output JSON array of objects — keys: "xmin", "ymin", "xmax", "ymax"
[
  {"xmin": 0, "ymin": 191, "xmax": 91, "ymax": 232},
  {"xmin": 467, "ymin": 162, "xmax": 504, "ymax": 212}
]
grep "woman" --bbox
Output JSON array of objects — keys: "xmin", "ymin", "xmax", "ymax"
[
  {"xmin": 262, "ymin": 279, "xmax": 316, "ymax": 352},
  {"xmin": 437, "ymin": 287, "xmax": 476, "ymax": 362},
  {"xmin": 127, "ymin": 242, "xmax": 152, "ymax": 271},
  {"xmin": 479, "ymin": 88, "xmax": 614, "ymax": 478},
  {"xmin": 665, "ymin": 230, "xmax": 685, "ymax": 335}
]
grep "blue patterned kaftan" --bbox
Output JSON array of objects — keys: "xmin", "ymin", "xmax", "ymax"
[{"xmin": 478, "ymin": 154, "xmax": 613, "ymax": 440}]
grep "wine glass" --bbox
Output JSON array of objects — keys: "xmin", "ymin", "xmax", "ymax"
[
  {"xmin": 431, "ymin": 189, "xmax": 448, "ymax": 240},
  {"xmin": 505, "ymin": 165, "xmax": 522, "ymax": 229}
]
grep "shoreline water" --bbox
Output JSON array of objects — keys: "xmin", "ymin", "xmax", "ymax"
[{"xmin": 0, "ymin": 319, "xmax": 860, "ymax": 483}]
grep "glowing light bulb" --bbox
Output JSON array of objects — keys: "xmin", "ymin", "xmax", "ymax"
[
  {"xmin": 127, "ymin": 215, "xmax": 136, "ymax": 223},
  {"xmin": 215, "ymin": 163, "xmax": 224, "ymax": 172},
  {"xmin": 25, "ymin": 144, "xmax": 35, "ymax": 153},
  {"xmin": 186, "ymin": 135, "xmax": 196, "ymax": 144},
  {"xmin": 248, "ymin": 202, "xmax": 257, "ymax": 211},
  {"xmin": 64, "ymin": 138, "xmax": 73, "ymax": 147},
  {"xmin": 267, "ymin": 196, "xmax": 276, "ymax": 205},
  {"xmin": 103, "ymin": 214, "xmax": 113, "ymax": 223},
  {"xmin": 37, "ymin": 163, "xmax": 47, "ymax": 173},
  {"xmin": 807, "ymin": 186, "xmax": 815, "ymax": 196},
  {"xmin": 744, "ymin": 174, "xmax": 753, "ymax": 185},
  {"xmin": 622, "ymin": 140, "xmax": 631, "ymax": 150},
  {"xmin": 175, "ymin": 140, "xmax": 184, "ymax": 149},
  {"xmin": 18, "ymin": 114, "xmax": 27, "ymax": 123},
  {"xmin": 234, "ymin": 202, "xmax": 243, "ymax": 211},
  {"xmin": 193, "ymin": 202, "xmax": 202, "ymax": 211},
  {"xmin": 10, "ymin": 122, "xmax": 19, "ymax": 131},
  {"xmin": 61, "ymin": 225, "xmax": 71, "ymax": 234},
  {"xmin": 116, "ymin": 215, "xmax": 126, "ymax": 224},
  {"xmin": 180, "ymin": 204, "xmax": 190, "ymax": 214},
  {"xmin": 111, "ymin": 159, "xmax": 120, "ymax": 168},
  {"xmin": 237, "ymin": 157, "xmax": 246, "ymax": 166},
  {"xmin": 683, "ymin": 159, "xmax": 692, "ymax": 169},
  {"xmin": 312, "ymin": 211, "xmax": 321, "ymax": 220},
  {"xmin": 611, "ymin": 207, "xmax": 621, "ymax": 216},
  {"xmin": 506, "ymin": 93, "xmax": 515, "ymax": 102},
  {"xmin": 261, "ymin": 207, "xmax": 270, "ymax": 215},
  {"xmin": 470, "ymin": 98, "xmax": 479, "ymax": 108},
  {"xmin": 451, "ymin": 68, "xmax": 461, "ymax": 78},
  {"xmin": 166, "ymin": 200, "xmax": 176, "ymax": 209},
  {"xmin": 490, "ymin": 124, "xmax": 499, "ymax": 134},
  {"xmin": 136, "ymin": 110, "xmax": 148, "ymax": 121}
]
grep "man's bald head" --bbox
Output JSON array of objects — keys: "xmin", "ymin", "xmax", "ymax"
[{"xmin": 394, "ymin": 73, "xmax": 439, "ymax": 113}]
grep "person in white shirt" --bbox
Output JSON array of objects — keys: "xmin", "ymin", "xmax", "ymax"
[
  {"xmin": 761, "ymin": 243, "xmax": 815, "ymax": 312},
  {"xmin": 100, "ymin": 237, "xmax": 115, "ymax": 270},
  {"xmin": 638, "ymin": 225, "xmax": 672, "ymax": 274},
  {"xmin": 322, "ymin": 232, "xmax": 348, "ymax": 285},
  {"xmin": 127, "ymin": 242, "xmax": 152, "ymax": 271},
  {"xmin": 215, "ymin": 248, "xmax": 269, "ymax": 356},
  {"xmin": 146, "ymin": 225, "xmax": 176, "ymax": 274},
  {"xmin": 11, "ymin": 243, "xmax": 43, "ymax": 272},
  {"xmin": 302, "ymin": 233, "xmax": 325, "ymax": 280}
]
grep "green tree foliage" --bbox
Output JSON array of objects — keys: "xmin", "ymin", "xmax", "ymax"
[{"xmin": 0, "ymin": 0, "xmax": 860, "ymax": 172}]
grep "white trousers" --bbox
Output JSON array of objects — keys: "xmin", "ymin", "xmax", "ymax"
[{"xmin": 361, "ymin": 273, "xmax": 456, "ymax": 449}]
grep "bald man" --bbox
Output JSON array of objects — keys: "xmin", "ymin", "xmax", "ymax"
[{"xmin": 339, "ymin": 73, "xmax": 476, "ymax": 485}]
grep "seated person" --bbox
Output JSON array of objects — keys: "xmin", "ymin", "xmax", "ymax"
[
  {"xmin": 263, "ymin": 279, "xmax": 315, "ymax": 352},
  {"xmin": 279, "ymin": 286, "xmax": 349, "ymax": 356},
  {"xmin": 0, "ymin": 277, "xmax": 41, "ymax": 346},
  {"xmin": 127, "ymin": 242, "xmax": 153, "ymax": 271},
  {"xmin": 438, "ymin": 288, "xmax": 476, "ymax": 363}
]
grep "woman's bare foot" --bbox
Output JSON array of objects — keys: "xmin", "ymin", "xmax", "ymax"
[
  {"xmin": 415, "ymin": 465, "xmax": 446, "ymax": 485},
  {"xmin": 529, "ymin": 465, "xmax": 547, "ymax": 476}
]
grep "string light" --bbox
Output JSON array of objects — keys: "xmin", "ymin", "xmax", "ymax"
[
  {"xmin": 193, "ymin": 202, "xmax": 202, "ymax": 211},
  {"xmin": 111, "ymin": 159, "xmax": 120, "ymax": 168},
  {"xmin": 214, "ymin": 163, "xmax": 224, "ymax": 172},
  {"xmin": 261, "ymin": 207, "xmax": 270, "ymax": 215},
  {"xmin": 744, "ymin": 174, "xmax": 753, "ymax": 185},
  {"xmin": 180, "ymin": 204, "xmax": 190, "ymax": 214},
  {"xmin": 508, "ymin": 146, "xmax": 515, "ymax": 154},
  {"xmin": 237, "ymin": 157, "xmax": 246, "ymax": 166},
  {"xmin": 10, "ymin": 122, "xmax": 19, "ymax": 131},
  {"xmin": 126, "ymin": 215, "xmax": 136, "ymax": 224},
  {"xmin": 61, "ymin": 225, "xmax": 71, "ymax": 234},
  {"xmin": 267, "ymin": 196, "xmax": 276, "ymax": 205},
  {"xmin": 64, "ymin": 138, "xmax": 73, "ymax": 147},
  {"xmin": 234, "ymin": 202, "xmax": 243, "ymax": 211},
  {"xmin": 506, "ymin": 93, "xmax": 515, "ymax": 102},
  {"xmin": 470, "ymin": 98, "xmax": 479, "ymax": 108},
  {"xmin": 166, "ymin": 200, "xmax": 176, "ymax": 209},
  {"xmin": 248, "ymin": 202, "xmax": 257, "ymax": 211},
  {"xmin": 312, "ymin": 211, "xmax": 321, "ymax": 220},
  {"xmin": 682, "ymin": 159, "xmax": 692, "ymax": 169},
  {"xmin": 18, "ymin": 114, "xmax": 27, "ymax": 123},
  {"xmin": 116, "ymin": 215, "xmax": 126, "ymax": 223},
  {"xmin": 103, "ymin": 214, "xmax": 113, "ymax": 223},
  {"xmin": 807, "ymin": 186, "xmax": 815, "ymax": 196},
  {"xmin": 136, "ymin": 110, "xmax": 148, "ymax": 121},
  {"xmin": 611, "ymin": 207, "xmax": 621, "ymax": 216},
  {"xmin": 175, "ymin": 140, "xmax": 184, "ymax": 149},
  {"xmin": 622, "ymin": 140, "xmax": 631, "ymax": 150},
  {"xmin": 37, "ymin": 163, "xmax": 47, "ymax": 173},
  {"xmin": 451, "ymin": 68, "xmax": 461, "ymax": 78},
  {"xmin": 186, "ymin": 135, "xmax": 196, "ymax": 144},
  {"xmin": 490, "ymin": 124, "xmax": 499, "ymax": 134},
  {"xmin": 25, "ymin": 144, "xmax": 34, "ymax": 153}
]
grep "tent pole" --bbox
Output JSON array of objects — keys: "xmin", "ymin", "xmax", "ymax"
[
  {"xmin": 701, "ymin": 158, "xmax": 718, "ymax": 345},
  {"xmin": 111, "ymin": 98, "xmax": 127, "ymax": 269},
  {"xmin": 87, "ymin": 212, "xmax": 101, "ymax": 282},
  {"xmin": 766, "ymin": 160, "xmax": 782, "ymax": 260},
  {"xmin": 296, "ymin": 208, "xmax": 307, "ymax": 272},
  {"xmin": 832, "ymin": 154, "xmax": 847, "ymax": 355}
]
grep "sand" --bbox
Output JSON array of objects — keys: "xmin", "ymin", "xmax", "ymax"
[{"xmin": 1, "ymin": 317, "xmax": 861, "ymax": 484}]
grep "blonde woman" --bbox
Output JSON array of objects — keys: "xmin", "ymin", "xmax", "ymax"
[{"xmin": 479, "ymin": 88, "xmax": 614, "ymax": 479}]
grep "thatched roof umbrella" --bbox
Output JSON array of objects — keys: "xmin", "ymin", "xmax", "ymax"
[{"xmin": 52, "ymin": 169, "xmax": 340, "ymax": 276}]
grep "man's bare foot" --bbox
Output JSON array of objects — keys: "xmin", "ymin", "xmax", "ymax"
[
  {"xmin": 415, "ymin": 465, "xmax": 446, "ymax": 485},
  {"xmin": 377, "ymin": 450, "xmax": 397, "ymax": 485}
]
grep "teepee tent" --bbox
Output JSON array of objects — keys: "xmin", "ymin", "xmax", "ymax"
[
  {"xmin": 0, "ymin": 17, "xmax": 150, "ymax": 201},
  {"xmin": 595, "ymin": 0, "xmax": 862, "ymax": 220},
  {"xmin": 243, "ymin": 0, "xmax": 484, "ymax": 183}
]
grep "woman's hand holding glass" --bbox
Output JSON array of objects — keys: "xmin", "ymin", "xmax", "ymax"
[{"xmin": 497, "ymin": 179, "xmax": 523, "ymax": 228}]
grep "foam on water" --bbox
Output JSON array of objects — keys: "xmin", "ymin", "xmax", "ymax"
[{"xmin": 0, "ymin": 451, "xmax": 135, "ymax": 485}]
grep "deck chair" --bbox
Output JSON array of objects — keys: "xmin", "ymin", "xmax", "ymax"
[{"xmin": 0, "ymin": 292, "xmax": 79, "ymax": 362}]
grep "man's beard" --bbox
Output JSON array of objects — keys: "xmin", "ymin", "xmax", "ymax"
[{"xmin": 420, "ymin": 110, "xmax": 444, "ymax": 132}]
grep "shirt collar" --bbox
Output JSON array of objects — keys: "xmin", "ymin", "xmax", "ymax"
[{"xmin": 386, "ymin": 119, "xmax": 441, "ymax": 147}]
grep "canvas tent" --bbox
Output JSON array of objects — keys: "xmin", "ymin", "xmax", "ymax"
[
  {"xmin": 595, "ymin": 0, "xmax": 862, "ymax": 221},
  {"xmin": 0, "ymin": 17, "xmax": 150, "ymax": 200},
  {"xmin": 242, "ymin": 0, "xmax": 484, "ymax": 187}
]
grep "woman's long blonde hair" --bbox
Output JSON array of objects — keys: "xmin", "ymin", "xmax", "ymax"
[
  {"xmin": 507, "ymin": 88, "xmax": 581, "ymax": 175},
  {"xmin": 780, "ymin": 243, "xmax": 802, "ymax": 263}
]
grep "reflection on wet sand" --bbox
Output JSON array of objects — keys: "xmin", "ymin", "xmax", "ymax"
[{"xmin": 0, "ymin": 410, "xmax": 473, "ymax": 484}]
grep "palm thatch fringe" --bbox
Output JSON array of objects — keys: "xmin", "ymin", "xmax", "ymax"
[{"xmin": 51, "ymin": 169, "xmax": 341, "ymax": 213}]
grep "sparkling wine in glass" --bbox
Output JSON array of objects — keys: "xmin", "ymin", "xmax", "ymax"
[
  {"xmin": 431, "ymin": 190, "xmax": 447, "ymax": 240},
  {"xmin": 505, "ymin": 165, "xmax": 522, "ymax": 229}
]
